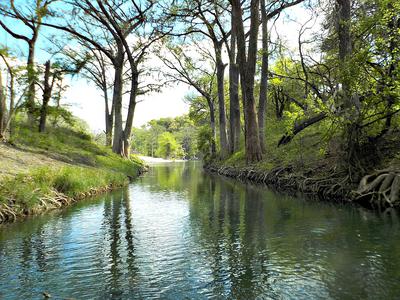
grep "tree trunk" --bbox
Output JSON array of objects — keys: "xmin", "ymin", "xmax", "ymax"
[
  {"xmin": 216, "ymin": 48, "xmax": 229, "ymax": 159},
  {"xmin": 229, "ymin": 16, "xmax": 241, "ymax": 154},
  {"xmin": 337, "ymin": 0, "xmax": 359, "ymax": 177},
  {"xmin": 39, "ymin": 61, "xmax": 51, "ymax": 133},
  {"xmin": 0, "ymin": 70, "xmax": 6, "ymax": 138},
  {"xmin": 232, "ymin": 0, "xmax": 263, "ymax": 162},
  {"xmin": 122, "ymin": 70, "xmax": 139, "ymax": 158},
  {"xmin": 229, "ymin": 62, "xmax": 241, "ymax": 153},
  {"xmin": 258, "ymin": 0, "xmax": 269, "ymax": 153},
  {"xmin": 208, "ymin": 97, "xmax": 217, "ymax": 156},
  {"xmin": 103, "ymin": 83, "xmax": 113, "ymax": 147},
  {"xmin": 111, "ymin": 47, "xmax": 125, "ymax": 155},
  {"xmin": 26, "ymin": 41, "xmax": 37, "ymax": 124}
]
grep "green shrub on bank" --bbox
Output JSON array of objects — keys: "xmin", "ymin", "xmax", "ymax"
[{"xmin": 0, "ymin": 166, "xmax": 128, "ymax": 208}]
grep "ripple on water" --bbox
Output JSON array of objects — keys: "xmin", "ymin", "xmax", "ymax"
[{"xmin": 1, "ymin": 163, "xmax": 400, "ymax": 299}]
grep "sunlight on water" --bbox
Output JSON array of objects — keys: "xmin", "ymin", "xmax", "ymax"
[{"xmin": 0, "ymin": 162, "xmax": 399, "ymax": 299}]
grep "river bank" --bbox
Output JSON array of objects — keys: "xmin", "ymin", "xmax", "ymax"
[
  {"xmin": 204, "ymin": 158, "xmax": 400, "ymax": 209},
  {"xmin": 0, "ymin": 124, "xmax": 146, "ymax": 224}
]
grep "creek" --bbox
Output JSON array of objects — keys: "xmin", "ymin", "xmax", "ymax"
[{"xmin": 0, "ymin": 162, "xmax": 399, "ymax": 299}]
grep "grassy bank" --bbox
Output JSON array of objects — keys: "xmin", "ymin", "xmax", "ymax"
[{"xmin": 0, "ymin": 123, "xmax": 145, "ymax": 223}]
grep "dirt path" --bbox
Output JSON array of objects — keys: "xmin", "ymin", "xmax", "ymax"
[{"xmin": 0, "ymin": 143, "xmax": 65, "ymax": 178}]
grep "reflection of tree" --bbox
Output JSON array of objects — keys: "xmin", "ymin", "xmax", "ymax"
[
  {"xmin": 193, "ymin": 175, "xmax": 400, "ymax": 298},
  {"xmin": 123, "ymin": 188, "xmax": 139, "ymax": 284},
  {"xmin": 101, "ymin": 188, "xmax": 138, "ymax": 297},
  {"xmin": 145, "ymin": 162, "xmax": 201, "ymax": 194},
  {"xmin": 187, "ymin": 173, "xmax": 272, "ymax": 298},
  {"xmin": 108, "ymin": 191, "xmax": 123, "ymax": 292}
]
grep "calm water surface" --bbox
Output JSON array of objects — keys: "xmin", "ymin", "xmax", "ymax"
[{"xmin": 0, "ymin": 162, "xmax": 400, "ymax": 299}]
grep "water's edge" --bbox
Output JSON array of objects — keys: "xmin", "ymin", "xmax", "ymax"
[
  {"xmin": 204, "ymin": 162, "xmax": 357, "ymax": 207},
  {"xmin": 0, "ymin": 166, "xmax": 148, "ymax": 224}
]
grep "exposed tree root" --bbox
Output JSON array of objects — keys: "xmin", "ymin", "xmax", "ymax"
[
  {"xmin": 205, "ymin": 163, "xmax": 352, "ymax": 204},
  {"xmin": 356, "ymin": 170, "xmax": 400, "ymax": 208}
]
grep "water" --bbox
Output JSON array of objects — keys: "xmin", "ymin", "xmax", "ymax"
[{"xmin": 1, "ymin": 162, "xmax": 400, "ymax": 300}]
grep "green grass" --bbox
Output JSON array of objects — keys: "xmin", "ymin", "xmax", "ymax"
[
  {"xmin": 0, "ymin": 166, "xmax": 128, "ymax": 208},
  {"xmin": 11, "ymin": 122, "xmax": 144, "ymax": 176},
  {"xmin": 0, "ymin": 121, "xmax": 144, "ymax": 213}
]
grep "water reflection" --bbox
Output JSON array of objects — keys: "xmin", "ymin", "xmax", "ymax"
[{"xmin": 0, "ymin": 162, "xmax": 400, "ymax": 299}]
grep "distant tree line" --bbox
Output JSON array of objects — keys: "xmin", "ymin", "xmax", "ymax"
[{"xmin": 131, "ymin": 115, "xmax": 198, "ymax": 160}]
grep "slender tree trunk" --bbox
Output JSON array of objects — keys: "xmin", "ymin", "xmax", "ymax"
[
  {"xmin": 112, "ymin": 47, "xmax": 125, "ymax": 155},
  {"xmin": 39, "ymin": 61, "xmax": 51, "ymax": 133},
  {"xmin": 208, "ymin": 98, "xmax": 217, "ymax": 156},
  {"xmin": 122, "ymin": 70, "xmax": 139, "ymax": 158},
  {"xmin": 0, "ymin": 56, "xmax": 16, "ymax": 138},
  {"xmin": 258, "ymin": 0, "xmax": 269, "ymax": 153},
  {"xmin": 103, "ymin": 83, "xmax": 113, "ymax": 147},
  {"xmin": 26, "ymin": 40, "xmax": 37, "ymax": 124},
  {"xmin": 215, "ymin": 47, "xmax": 229, "ymax": 159},
  {"xmin": 229, "ymin": 63, "xmax": 240, "ymax": 153},
  {"xmin": 6, "ymin": 68, "xmax": 15, "ymax": 138},
  {"xmin": 232, "ymin": 0, "xmax": 263, "ymax": 162},
  {"xmin": 229, "ymin": 15, "xmax": 241, "ymax": 153},
  {"xmin": 0, "ymin": 70, "xmax": 6, "ymax": 138}
]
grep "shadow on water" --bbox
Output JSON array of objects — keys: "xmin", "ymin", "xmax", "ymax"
[{"xmin": 0, "ymin": 161, "xmax": 400, "ymax": 299}]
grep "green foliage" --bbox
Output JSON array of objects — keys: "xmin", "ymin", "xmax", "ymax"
[
  {"xmin": 196, "ymin": 126, "xmax": 213, "ymax": 160},
  {"xmin": 131, "ymin": 114, "xmax": 198, "ymax": 159},
  {"xmin": 155, "ymin": 132, "xmax": 184, "ymax": 159}
]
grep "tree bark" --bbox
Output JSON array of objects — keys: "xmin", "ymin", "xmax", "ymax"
[
  {"xmin": 39, "ymin": 60, "xmax": 51, "ymax": 133},
  {"xmin": 26, "ymin": 35, "xmax": 38, "ymax": 124},
  {"xmin": 111, "ymin": 46, "xmax": 125, "ymax": 155},
  {"xmin": 278, "ymin": 112, "xmax": 327, "ymax": 146},
  {"xmin": 122, "ymin": 70, "xmax": 139, "ymax": 158},
  {"xmin": 337, "ymin": 0, "xmax": 360, "ymax": 177},
  {"xmin": 0, "ymin": 70, "xmax": 6, "ymax": 138},
  {"xmin": 103, "ymin": 83, "xmax": 113, "ymax": 147},
  {"xmin": 216, "ymin": 46, "xmax": 229, "ymax": 158},
  {"xmin": 207, "ymin": 97, "xmax": 217, "ymax": 156},
  {"xmin": 229, "ymin": 13, "xmax": 241, "ymax": 153},
  {"xmin": 232, "ymin": 0, "xmax": 263, "ymax": 162},
  {"xmin": 258, "ymin": 0, "xmax": 269, "ymax": 153}
]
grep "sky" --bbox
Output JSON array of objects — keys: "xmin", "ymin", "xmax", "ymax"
[
  {"xmin": 0, "ymin": 1, "xmax": 321, "ymax": 133},
  {"xmin": 63, "ymin": 77, "xmax": 191, "ymax": 132}
]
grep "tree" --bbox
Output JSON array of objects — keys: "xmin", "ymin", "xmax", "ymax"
[
  {"xmin": 158, "ymin": 42, "xmax": 218, "ymax": 156},
  {"xmin": 58, "ymin": 40, "xmax": 115, "ymax": 146},
  {"xmin": 156, "ymin": 132, "xmax": 184, "ymax": 159},
  {"xmin": 38, "ymin": 60, "xmax": 66, "ymax": 133},
  {"xmin": 170, "ymin": 0, "xmax": 231, "ymax": 158},
  {"xmin": 0, "ymin": 49, "xmax": 24, "ymax": 139},
  {"xmin": 257, "ymin": 0, "xmax": 305, "ymax": 153},
  {"xmin": 231, "ymin": 0, "xmax": 263, "ymax": 162},
  {"xmin": 0, "ymin": 0, "xmax": 57, "ymax": 123},
  {"xmin": 228, "ymin": 8, "xmax": 241, "ymax": 153}
]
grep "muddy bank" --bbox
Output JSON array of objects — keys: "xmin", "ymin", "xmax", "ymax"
[{"xmin": 204, "ymin": 162, "xmax": 400, "ymax": 210}]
